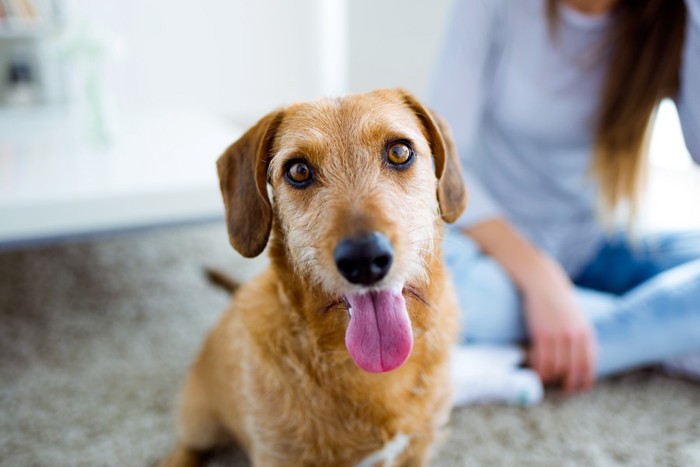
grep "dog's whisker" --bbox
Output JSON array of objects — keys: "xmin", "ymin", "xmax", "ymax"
[
  {"xmin": 414, "ymin": 247, "xmax": 435, "ymax": 254},
  {"xmin": 410, "ymin": 235, "xmax": 438, "ymax": 247},
  {"xmin": 415, "ymin": 248, "xmax": 439, "ymax": 264},
  {"xmin": 320, "ymin": 296, "xmax": 350, "ymax": 314},
  {"xmin": 402, "ymin": 284, "xmax": 432, "ymax": 308}
]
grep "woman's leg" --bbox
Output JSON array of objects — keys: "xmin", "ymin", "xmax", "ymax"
[
  {"xmin": 443, "ymin": 230, "xmax": 617, "ymax": 346},
  {"xmin": 443, "ymin": 230, "xmax": 544, "ymax": 405},
  {"xmin": 445, "ymin": 230, "xmax": 700, "ymax": 378},
  {"xmin": 591, "ymin": 258, "xmax": 700, "ymax": 376},
  {"xmin": 574, "ymin": 231, "xmax": 700, "ymax": 377},
  {"xmin": 574, "ymin": 231, "xmax": 700, "ymax": 294},
  {"xmin": 442, "ymin": 229, "xmax": 526, "ymax": 344}
]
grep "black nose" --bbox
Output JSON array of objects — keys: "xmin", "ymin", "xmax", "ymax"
[{"xmin": 334, "ymin": 232, "xmax": 394, "ymax": 285}]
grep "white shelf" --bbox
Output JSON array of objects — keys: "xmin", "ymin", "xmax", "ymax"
[
  {"xmin": 0, "ymin": 108, "xmax": 242, "ymax": 246},
  {"xmin": 0, "ymin": 21, "xmax": 53, "ymax": 38}
]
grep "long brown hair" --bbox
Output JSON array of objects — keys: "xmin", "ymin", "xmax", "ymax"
[{"xmin": 547, "ymin": 0, "xmax": 687, "ymax": 221}]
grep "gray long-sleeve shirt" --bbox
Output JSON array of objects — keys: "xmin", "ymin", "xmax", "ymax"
[{"xmin": 431, "ymin": 0, "xmax": 700, "ymax": 275}]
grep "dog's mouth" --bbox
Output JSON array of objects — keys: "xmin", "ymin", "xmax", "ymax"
[{"xmin": 343, "ymin": 288, "xmax": 413, "ymax": 374}]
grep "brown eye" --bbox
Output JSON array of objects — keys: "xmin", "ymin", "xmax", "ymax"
[
  {"xmin": 285, "ymin": 160, "xmax": 314, "ymax": 187},
  {"xmin": 386, "ymin": 142, "xmax": 414, "ymax": 167}
]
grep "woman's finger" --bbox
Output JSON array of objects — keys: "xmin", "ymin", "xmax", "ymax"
[
  {"xmin": 534, "ymin": 333, "xmax": 555, "ymax": 383},
  {"xmin": 564, "ymin": 332, "xmax": 581, "ymax": 393},
  {"xmin": 552, "ymin": 332, "xmax": 568, "ymax": 381},
  {"xmin": 581, "ymin": 330, "xmax": 597, "ymax": 391}
]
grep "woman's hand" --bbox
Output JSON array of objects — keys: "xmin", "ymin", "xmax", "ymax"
[
  {"xmin": 466, "ymin": 218, "xmax": 598, "ymax": 393},
  {"xmin": 522, "ymin": 256, "xmax": 597, "ymax": 393}
]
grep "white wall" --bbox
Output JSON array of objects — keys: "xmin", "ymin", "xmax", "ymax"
[
  {"xmin": 62, "ymin": 0, "xmax": 453, "ymax": 123},
  {"xmin": 64, "ymin": 0, "xmax": 334, "ymax": 122},
  {"xmin": 347, "ymin": 0, "xmax": 452, "ymax": 101}
]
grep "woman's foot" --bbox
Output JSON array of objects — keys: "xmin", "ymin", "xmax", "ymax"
[
  {"xmin": 662, "ymin": 351, "xmax": 700, "ymax": 382},
  {"xmin": 451, "ymin": 345, "xmax": 543, "ymax": 406}
]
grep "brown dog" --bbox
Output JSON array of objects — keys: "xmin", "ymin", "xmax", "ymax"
[{"xmin": 161, "ymin": 89, "xmax": 467, "ymax": 466}]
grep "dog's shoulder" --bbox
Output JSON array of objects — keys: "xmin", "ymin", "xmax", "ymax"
[
  {"xmin": 220, "ymin": 268, "xmax": 285, "ymax": 329},
  {"xmin": 219, "ymin": 268, "xmax": 301, "ymax": 355}
]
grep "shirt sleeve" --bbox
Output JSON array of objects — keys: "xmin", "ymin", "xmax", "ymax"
[
  {"xmin": 676, "ymin": 0, "xmax": 700, "ymax": 164},
  {"xmin": 430, "ymin": 0, "xmax": 504, "ymax": 228}
]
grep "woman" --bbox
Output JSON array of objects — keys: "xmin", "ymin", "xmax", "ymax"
[{"xmin": 432, "ymin": 0, "xmax": 700, "ymax": 393}]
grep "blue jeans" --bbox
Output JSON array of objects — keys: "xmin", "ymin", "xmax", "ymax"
[{"xmin": 444, "ymin": 229, "xmax": 700, "ymax": 377}]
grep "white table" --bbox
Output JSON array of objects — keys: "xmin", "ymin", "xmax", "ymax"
[{"xmin": 0, "ymin": 107, "xmax": 241, "ymax": 247}]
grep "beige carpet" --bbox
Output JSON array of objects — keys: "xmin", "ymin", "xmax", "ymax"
[{"xmin": 1, "ymin": 222, "xmax": 699, "ymax": 467}]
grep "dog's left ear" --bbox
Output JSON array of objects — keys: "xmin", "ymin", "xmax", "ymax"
[
  {"xmin": 398, "ymin": 90, "xmax": 467, "ymax": 223},
  {"xmin": 217, "ymin": 110, "xmax": 284, "ymax": 257}
]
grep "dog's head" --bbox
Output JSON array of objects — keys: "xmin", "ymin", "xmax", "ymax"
[{"xmin": 217, "ymin": 89, "xmax": 466, "ymax": 373}]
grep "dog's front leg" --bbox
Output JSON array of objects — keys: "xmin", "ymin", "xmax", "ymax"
[
  {"xmin": 250, "ymin": 450, "xmax": 300, "ymax": 467},
  {"xmin": 159, "ymin": 444, "xmax": 203, "ymax": 467}
]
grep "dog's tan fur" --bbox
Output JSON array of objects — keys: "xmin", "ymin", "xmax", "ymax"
[{"xmin": 161, "ymin": 89, "xmax": 467, "ymax": 467}]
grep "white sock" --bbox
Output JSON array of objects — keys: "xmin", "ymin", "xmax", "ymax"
[
  {"xmin": 450, "ymin": 345, "xmax": 543, "ymax": 407},
  {"xmin": 662, "ymin": 351, "xmax": 700, "ymax": 382}
]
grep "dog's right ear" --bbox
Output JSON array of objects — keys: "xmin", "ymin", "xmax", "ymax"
[
  {"xmin": 397, "ymin": 90, "xmax": 467, "ymax": 224},
  {"xmin": 217, "ymin": 110, "xmax": 284, "ymax": 258}
]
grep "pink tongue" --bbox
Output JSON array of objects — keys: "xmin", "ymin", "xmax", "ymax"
[{"xmin": 344, "ymin": 290, "xmax": 413, "ymax": 373}]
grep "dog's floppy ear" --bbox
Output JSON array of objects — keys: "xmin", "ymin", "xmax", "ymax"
[
  {"xmin": 398, "ymin": 90, "xmax": 467, "ymax": 223},
  {"xmin": 217, "ymin": 110, "xmax": 284, "ymax": 257}
]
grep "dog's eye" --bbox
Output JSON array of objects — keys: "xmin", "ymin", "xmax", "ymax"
[
  {"xmin": 386, "ymin": 142, "xmax": 414, "ymax": 167},
  {"xmin": 285, "ymin": 160, "xmax": 314, "ymax": 187}
]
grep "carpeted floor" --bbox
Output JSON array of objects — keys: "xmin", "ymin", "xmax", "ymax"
[{"xmin": 1, "ymin": 222, "xmax": 699, "ymax": 467}]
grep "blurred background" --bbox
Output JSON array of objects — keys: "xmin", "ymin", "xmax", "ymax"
[
  {"xmin": 1, "ymin": 0, "xmax": 696, "ymax": 248},
  {"xmin": 0, "ymin": 0, "xmax": 454, "ymax": 246},
  {"xmin": 1, "ymin": 2, "xmax": 699, "ymax": 465}
]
